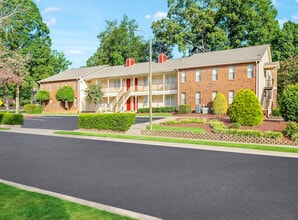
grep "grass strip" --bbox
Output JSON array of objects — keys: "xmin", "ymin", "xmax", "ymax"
[
  {"xmin": 55, "ymin": 131, "xmax": 298, "ymax": 153},
  {"xmin": 0, "ymin": 127, "xmax": 10, "ymax": 130},
  {"xmin": 0, "ymin": 183, "xmax": 135, "ymax": 220},
  {"xmin": 150, "ymin": 124, "xmax": 205, "ymax": 133}
]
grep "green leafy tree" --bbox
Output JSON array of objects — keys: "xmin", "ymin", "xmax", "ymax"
[
  {"xmin": 84, "ymin": 84, "xmax": 104, "ymax": 112},
  {"xmin": 279, "ymin": 84, "xmax": 298, "ymax": 122},
  {"xmin": 277, "ymin": 57, "xmax": 298, "ymax": 96},
  {"xmin": 87, "ymin": 15, "xmax": 147, "ymax": 66},
  {"xmin": 212, "ymin": 93, "xmax": 227, "ymax": 116},
  {"xmin": 56, "ymin": 86, "xmax": 75, "ymax": 110},
  {"xmin": 35, "ymin": 90, "xmax": 50, "ymax": 108},
  {"xmin": 152, "ymin": 0, "xmax": 279, "ymax": 54},
  {"xmin": 0, "ymin": 0, "xmax": 71, "ymax": 105},
  {"xmin": 272, "ymin": 21, "xmax": 298, "ymax": 61},
  {"xmin": 229, "ymin": 89, "xmax": 263, "ymax": 126}
]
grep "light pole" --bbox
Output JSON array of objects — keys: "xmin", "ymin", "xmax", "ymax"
[{"xmin": 135, "ymin": 28, "xmax": 152, "ymax": 130}]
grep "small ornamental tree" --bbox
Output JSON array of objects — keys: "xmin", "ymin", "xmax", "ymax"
[
  {"xmin": 279, "ymin": 84, "xmax": 298, "ymax": 122},
  {"xmin": 84, "ymin": 83, "xmax": 104, "ymax": 112},
  {"xmin": 35, "ymin": 90, "xmax": 50, "ymax": 108},
  {"xmin": 212, "ymin": 93, "xmax": 227, "ymax": 116},
  {"xmin": 55, "ymin": 86, "xmax": 75, "ymax": 110},
  {"xmin": 229, "ymin": 89, "xmax": 263, "ymax": 126}
]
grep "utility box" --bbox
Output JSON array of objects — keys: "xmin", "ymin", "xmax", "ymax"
[{"xmin": 202, "ymin": 107, "xmax": 209, "ymax": 114}]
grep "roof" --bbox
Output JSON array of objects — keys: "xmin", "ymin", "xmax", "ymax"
[
  {"xmin": 39, "ymin": 65, "xmax": 107, "ymax": 83},
  {"xmin": 40, "ymin": 44, "xmax": 270, "ymax": 82}
]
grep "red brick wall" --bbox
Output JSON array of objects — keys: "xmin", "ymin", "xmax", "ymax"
[
  {"xmin": 41, "ymin": 80, "xmax": 79, "ymax": 113},
  {"xmin": 179, "ymin": 63, "xmax": 257, "ymax": 111}
]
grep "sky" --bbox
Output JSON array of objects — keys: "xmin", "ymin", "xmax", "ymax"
[{"xmin": 34, "ymin": 0, "xmax": 298, "ymax": 69}]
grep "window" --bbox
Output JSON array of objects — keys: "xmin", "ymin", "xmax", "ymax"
[
  {"xmin": 65, "ymin": 82, "xmax": 68, "ymax": 86},
  {"xmin": 166, "ymin": 95, "xmax": 176, "ymax": 106},
  {"xmin": 74, "ymin": 81, "xmax": 77, "ymax": 90},
  {"xmin": 41, "ymin": 84, "xmax": 45, "ymax": 90},
  {"xmin": 181, "ymin": 93, "xmax": 186, "ymax": 104},
  {"xmin": 229, "ymin": 66, "xmax": 235, "ymax": 80},
  {"xmin": 212, "ymin": 91, "xmax": 218, "ymax": 101},
  {"xmin": 57, "ymin": 83, "xmax": 60, "ymax": 90},
  {"xmin": 166, "ymin": 75, "xmax": 176, "ymax": 84},
  {"xmin": 74, "ymin": 98, "xmax": 77, "ymax": 108},
  {"xmin": 181, "ymin": 71, "xmax": 186, "ymax": 83},
  {"xmin": 144, "ymin": 77, "xmax": 148, "ymax": 86},
  {"xmin": 114, "ymin": 79, "xmax": 121, "ymax": 88},
  {"xmin": 143, "ymin": 96, "xmax": 149, "ymax": 107},
  {"xmin": 196, "ymin": 92, "xmax": 201, "ymax": 105},
  {"xmin": 196, "ymin": 70, "xmax": 201, "ymax": 82},
  {"xmin": 247, "ymin": 64, "xmax": 254, "ymax": 78},
  {"xmin": 229, "ymin": 91, "xmax": 234, "ymax": 104},
  {"xmin": 50, "ymin": 99, "xmax": 53, "ymax": 108},
  {"xmin": 212, "ymin": 68, "xmax": 218, "ymax": 81},
  {"xmin": 58, "ymin": 101, "xmax": 61, "ymax": 108}
]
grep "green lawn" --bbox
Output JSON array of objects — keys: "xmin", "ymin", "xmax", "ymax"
[
  {"xmin": 0, "ymin": 183, "xmax": 135, "ymax": 220},
  {"xmin": 0, "ymin": 127, "xmax": 10, "ymax": 131},
  {"xmin": 55, "ymin": 131, "xmax": 298, "ymax": 154},
  {"xmin": 150, "ymin": 124, "xmax": 205, "ymax": 133}
]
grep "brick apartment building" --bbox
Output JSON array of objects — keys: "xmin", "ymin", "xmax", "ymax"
[{"xmin": 39, "ymin": 44, "xmax": 279, "ymax": 115}]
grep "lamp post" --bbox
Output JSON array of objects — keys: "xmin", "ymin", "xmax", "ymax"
[{"xmin": 135, "ymin": 28, "xmax": 152, "ymax": 130}]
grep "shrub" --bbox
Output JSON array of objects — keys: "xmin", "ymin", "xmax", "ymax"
[
  {"xmin": 178, "ymin": 118, "xmax": 207, "ymax": 124},
  {"xmin": 178, "ymin": 104, "xmax": 191, "ymax": 114},
  {"xmin": 137, "ymin": 106, "xmax": 176, "ymax": 113},
  {"xmin": 279, "ymin": 84, "xmax": 298, "ymax": 122},
  {"xmin": 35, "ymin": 90, "xmax": 50, "ymax": 104},
  {"xmin": 229, "ymin": 89, "xmax": 263, "ymax": 126},
  {"xmin": 212, "ymin": 93, "xmax": 227, "ymax": 116},
  {"xmin": 56, "ymin": 86, "xmax": 75, "ymax": 102},
  {"xmin": 0, "ymin": 113, "xmax": 23, "ymax": 125},
  {"xmin": 272, "ymin": 108, "xmax": 282, "ymax": 117},
  {"xmin": 208, "ymin": 119, "xmax": 226, "ymax": 130},
  {"xmin": 263, "ymin": 131, "xmax": 283, "ymax": 139},
  {"xmin": 292, "ymin": 133, "xmax": 298, "ymax": 141},
  {"xmin": 228, "ymin": 122, "xmax": 241, "ymax": 129},
  {"xmin": 283, "ymin": 121, "xmax": 298, "ymax": 138},
  {"xmin": 24, "ymin": 104, "xmax": 43, "ymax": 114},
  {"xmin": 78, "ymin": 113, "xmax": 136, "ymax": 131}
]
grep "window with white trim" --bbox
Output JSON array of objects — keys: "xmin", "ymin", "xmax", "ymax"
[
  {"xmin": 114, "ymin": 79, "xmax": 121, "ymax": 88},
  {"xmin": 247, "ymin": 64, "xmax": 254, "ymax": 78},
  {"xmin": 181, "ymin": 93, "xmax": 186, "ymax": 104},
  {"xmin": 196, "ymin": 70, "xmax": 201, "ymax": 82},
  {"xmin": 143, "ymin": 96, "xmax": 149, "ymax": 107},
  {"xmin": 196, "ymin": 92, "xmax": 201, "ymax": 105},
  {"xmin": 166, "ymin": 95, "xmax": 176, "ymax": 106},
  {"xmin": 229, "ymin": 66, "xmax": 235, "ymax": 80},
  {"xmin": 212, "ymin": 68, "xmax": 218, "ymax": 81},
  {"xmin": 212, "ymin": 91, "xmax": 218, "ymax": 101},
  {"xmin": 181, "ymin": 71, "xmax": 186, "ymax": 83},
  {"xmin": 229, "ymin": 91, "xmax": 234, "ymax": 104}
]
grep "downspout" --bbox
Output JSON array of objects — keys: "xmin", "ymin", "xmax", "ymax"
[
  {"xmin": 255, "ymin": 61, "xmax": 260, "ymax": 101},
  {"xmin": 177, "ymin": 69, "xmax": 180, "ymax": 109}
]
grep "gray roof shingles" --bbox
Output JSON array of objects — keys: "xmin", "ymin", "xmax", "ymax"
[{"xmin": 40, "ymin": 44, "xmax": 270, "ymax": 82}]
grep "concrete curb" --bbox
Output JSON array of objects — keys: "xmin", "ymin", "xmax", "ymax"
[{"xmin": 0, "ymin": 179, "xmax": 162, "ymax": 220}]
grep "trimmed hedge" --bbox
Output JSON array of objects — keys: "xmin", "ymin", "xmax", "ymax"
[
  {"xmin": 178, "ymin": 104, "xmax": 191, "ymax": 114},
  {"xmin": 137, "ymin": 106, "xmax": 176, "ymax": 113},
  {"xmin": 0, "ymin": 113, "xmax": 23, "ymax": 125},
  {"xmin": 283, "ymin": 121, "xmax": 298, "ymax": 140},
  {"xmin": 78, "ymin": 113, "xmax": 136, "ymax": 131},
  {"xmin": 24, "ymin": 104, "xmax": 43, "ymax": 114}
]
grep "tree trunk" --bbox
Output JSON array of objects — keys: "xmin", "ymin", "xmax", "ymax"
[{"xmin": 15, "ymin": 84, "xmax": 20, "ymax": 114}]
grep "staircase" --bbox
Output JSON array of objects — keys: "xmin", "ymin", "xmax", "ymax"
[
  {"xmin": 262, "ymin": 79, "xmax": 274, "ymax": 117},
  {"xmin": 111, "ymin": 87, "xmax": 132, "ymax": 112}
]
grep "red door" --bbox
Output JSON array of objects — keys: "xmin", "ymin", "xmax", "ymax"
[
  {"xmin": 126, "ymin": 79, "xmax": 131, "ymax": 91},
  {"xmin": 126, "ymin": 98, "xmax": 131, "ymax": 111}
]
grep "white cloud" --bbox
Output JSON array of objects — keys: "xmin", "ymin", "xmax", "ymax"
[
  {"xmin": 36, "ymin": 0, "xmax": 41, "ymax": 2},
  {"xmin": 45, "ymin": 17, "xmax": 56, "ymax": 26},
  {"xmin": 43, "ymin": 7, "xmax": 60, "ymax": 13},
  {"xmin": 153, "ymin": 11, "xmax": 167, "ymax": 21},
  {"xmin": 292, "ymin": 14, "xmax": 298, "ymax": 21},
  {"xmin": 66, "ymin": 49, "xmax": 85, "ymax": 55},
  {"xmin": 296, "ymin": 0, "xmax": 298, "ymax": 3},
  {"xmin": 272, "ymin": 0, "xmax": 278, "ymax": 6},
  {"xmin": 145, "ymin": 15, "xmax": 151, "ymax": 19}
]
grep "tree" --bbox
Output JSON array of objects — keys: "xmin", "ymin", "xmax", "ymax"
[
  {"xmin": 84, "ymin": 84, "xmax": 104, "ymax": 112},
  {"xmin": 279, "ymin": 84, "xmax": 298, "ymax": 122},
  {"xmin": 152, "ymin": 0, "xmax": 279, "ymax": 55},
  {"xmin": 0, "ymin": 0, "xmax": 71, "ymax": 105},
  {"xmin": 86, "ymin": 15, "xmax": 147, "ymax": 66},
  {"xmin": 152, "ymin": 0, "xmax": 227, "ymax": 55},
  {"xmin": 277, "ymin": 57, "xmax": 298, "ymax": 96},
  {"xmin": 56, "ymin": 86, "xmax": 75, "ymax": 110},
  {"xmin": 229, "ymin": 89, "xmax": 263, "ymax": 126},
  {"xmin": 272, "ymin": 21, "xmax": 298, "ymax": 61},
  {"xmin": 35, "ymin": 90, "xmax": 50, "ymax": 108},
  {"xmin": 212, "ymin": 93, "xmax": 227, "ymax": 116}
]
